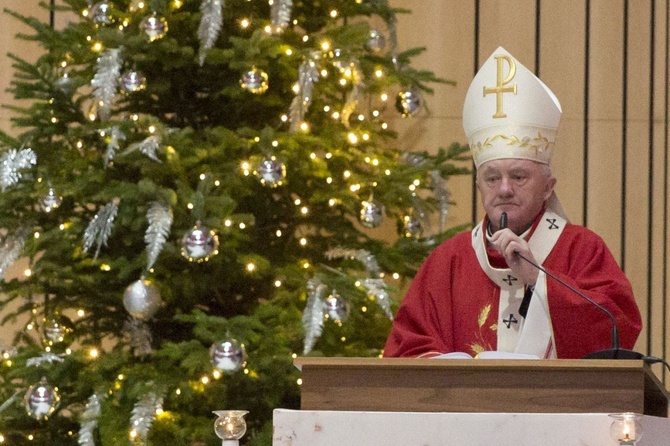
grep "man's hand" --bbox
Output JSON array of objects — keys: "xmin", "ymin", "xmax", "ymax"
[{"xmin": 489, "ymin": 228, "xmax": 539, "ymax": 286}]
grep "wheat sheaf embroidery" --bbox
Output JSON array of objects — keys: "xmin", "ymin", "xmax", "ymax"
[
  {"xmin": 470, "ymin": 304, "xmax": 496, "ymax": 354},
  {"xmin": 472, "ymin": 131, "xmax": 552, "ymax": 159}
]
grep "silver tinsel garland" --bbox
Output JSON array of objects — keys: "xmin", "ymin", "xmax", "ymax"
[
  {"xmin": 361, "ymin": 278, "xmax": 393, "ymax": 320},
  {"xmin": 83, "ymin": 200, "xmax": 119, "ymax": 259},
  {"xmin": 0, "ymin": 390, "xmax": 22, "ymax": 415},
  {"xmin": 124, "ymin": 135, "xmax": 162, "ymax": 162},
  {"xmin": 130, "ymin": 392, "xmax": 164, "ymax": 444},
  {"xmin": 340, "ymin": 59, "xmax": 365, "ymax": 127},
  {"xmin": 197, "ymin": 0, "xmax": 224, "ymax": 66},
  {"xmin": 144, "ymin": 201, "xmax": 173, "ymax": 271},
  {"xmin": 0, "ymin": 226, "xmax": 28, "ymax": 280},
  {"xmin": 302, "ymin": 278, "xmax": 328, "ymax": 354},
  {"xmin": 0, "ymin": 148, "xmax": 37, "ymax": 192},
  {"xmin": 270, "ymin": 0, "xmax": 293, "ymax": 32},
  {"xmin": 324, "ymin": 248, "xmax": 393, "ymax": 320},
  {"xmin": 289, "ymin": 56, "xmax": 320, "ymax": 132},
  {"xmin": 78, "ymin": 394, "xmax": 102, "ymax": 446},
  {"xmin": 430, "ymin": 170, "xmax": 450, "ymax": 233},
  {"xmin": 325, "ymin": 247, "xmax": 381, "ymax": 277},
  {"xmin": 26, "ymin": 352, "xmax": 65, "ymax": 367},
  {"xmin": 91, "ymin": 48, "xmax": 122, "ymax": 121},
  {"xmin": 102, "ymin": 126, "xmax": 126, "ymax": 166}
]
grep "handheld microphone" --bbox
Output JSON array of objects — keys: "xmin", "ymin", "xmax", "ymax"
[{"xmin": 498, "ymin": 212, "xmax": 643, "ymax": 360}]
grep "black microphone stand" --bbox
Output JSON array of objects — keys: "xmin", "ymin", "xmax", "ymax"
[{"xmin": 515, "ymin": 252, "xmax": 643, "ymax": 360}]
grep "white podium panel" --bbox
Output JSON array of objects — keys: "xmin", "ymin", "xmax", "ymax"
[{"xmin": 273, "ymin": 409, "xmax": 670, "ymax": 446}]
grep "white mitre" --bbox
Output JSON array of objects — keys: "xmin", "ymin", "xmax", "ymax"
[{"xmin": 463, "ymin": 46, "xmax": 568, "ymax": 220}]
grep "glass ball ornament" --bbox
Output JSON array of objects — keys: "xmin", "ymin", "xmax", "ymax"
[
  {"xmin": 365, "ymin": 29, "xmax": 386, "ymax": 54},
  {"xmin": 325, "ymin": 290, "xmax": 350, "ymax": 323},
  {"xmin": 89, "ymin": 0, "xmax": 113, "ymax": 26},
  {"xmin": 609, "ymin": 412, "xmax": 643, "ymax": 445},
  {"xmin": 359, "ymin": 199, "xmax": 384, "ymax": 228},
  {"xmin": 255, "ymin": 157, "xmax": 286, "ymax": 187},
  {"xmin": 123, "ymin": 279, "xmax": 163, "ymax": 319},
  {"xmin": 240, "ymin": 68, "xmax": 269, "ymax": 94},
  {"xmin": 119, "ymin": 70, "xmax": 147, "ymax": 93},
  {"xmin": 395, "ymin": 89, "xmax": 421, "ymax": 117},
  {"xmin": 54, "ymin": 73, "xmax": 75, "ymax": 94},
  {"xmin": 181, "ymin": 223, "xmax": 219, "ymax": 262},
  {"xmin": 209, "ymin": 338, "xmax": 246, "ymax": 373},
  {"xmin": 398, "ymin": 212, "xmax": 423, "ymax": 239},
  {"xmin": 40, "ymin": 187, "xmax": 62, "ymax": 212},
  {"xmin": 330, "ymin": 48, "xmax": 347, "ymax": 71},
  {"xmin": 40, "ymin": 314, "xmax": 75, "ymax": 352},
  {"xmin": 140, "ymin": 13, "xmax": 168, "ymax": 41},
  {"xmin": 213, "ymin": 410, "xmax": 248, "ymax": 443},
  {"xmin": 24, "ymin": 377, "xmax": 60, "ymax": 420}
]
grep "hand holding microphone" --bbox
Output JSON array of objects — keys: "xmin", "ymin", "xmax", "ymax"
[
  {"xmin": 490, "ymin": 212, "xmax": 539, "ymax": 286},
  {"xmin": 496, "ymin": 213, "xmax": 641, "ymax": 358}
]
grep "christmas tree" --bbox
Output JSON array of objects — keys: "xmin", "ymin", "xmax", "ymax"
[{"xmin": 0, "ymin": 0, "xmax": 469, "ymax": 444}]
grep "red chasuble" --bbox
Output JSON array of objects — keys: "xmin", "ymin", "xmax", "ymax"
[{"xmin": 383, "ymin": 217, "xmax": 642, "ymax": 359}]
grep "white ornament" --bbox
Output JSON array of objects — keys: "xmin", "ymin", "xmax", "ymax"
[
  {"xmin": 255, "ymin": 157, "xmax": 286, "ymax": 187},
  {"xmin": 240, "ymin": 68, "xmax": 269, "ymax": 94},
  {"xmin": 123, "ymin": 279, "xmax": 162, "ymax": 319},
  {"xmin": 395, "ymin": 89, "xmax": 421, "ymax": 117},
  {"xmin": 359, "ymin": 199, "xmax": 384, "ymax": 228},
  {"xmin": 365, "ymin": 29, "xmax": 386, "ymax": 54},
  {"xmin": 140, "ymin": 14, "xmax": 168, "ymax": 41},
  {"xmin": 181, "ymin": 224, "xmax": 219, "ymax": 262},
  {"xmin": 24, "ymin": 377, "xmax": 60, "ymax": 420},
  {"xmin": 209, "ymin": 338, "xmax": 246, "ymax": 373},
  {"xmin": 40, "ymin": 314, "xmax": 75, "ymax": 352},
  {"xmin": 119, "ymin": 70, "xmax": 147, "ymax": 93},
  {"xmin": 325, "ymin": 290, "xmax": 349, "ymax": 323},
  {"xmin": 40, "ymin": 187, "xmax": 62, "ymax": 212}
]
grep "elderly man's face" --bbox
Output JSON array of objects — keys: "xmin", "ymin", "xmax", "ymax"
[{"xmin": 476, "ymin": 159, "xmax": 556, "ymax": 234}]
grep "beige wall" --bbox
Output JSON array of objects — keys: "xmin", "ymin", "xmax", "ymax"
[
  {"xmin": 386, "ymin": 0, "xmax": 670, "ymax": 380},
  {"xmin": 2, "ymin": 1, "xmax": 670, "ymax": 379}
]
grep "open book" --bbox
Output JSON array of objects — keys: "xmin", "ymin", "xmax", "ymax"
[{"xmin": 430, "ymin": 351, "xmax": 539, "ymax": 360}]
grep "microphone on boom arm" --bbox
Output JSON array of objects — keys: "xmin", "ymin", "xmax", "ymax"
[{"xmin": 498, "ymin": 212, "xmax": 643, "ymax": 360}]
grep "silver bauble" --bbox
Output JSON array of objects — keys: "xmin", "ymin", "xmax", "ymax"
[
  {"xmin": 140, "ymin": 14, "xmax": 168, "ymax": 41},
  {"xmin": 359, "ymin": 199, "xmax": 384, "ymax": 228},
  {"xmin": 123, "ymin": 279, "xmax": 162, "ymax": 319},
  {"xmin": 24, "ymin": 378, "xmax": 60, "ymax": 420},
  {"xmin": 240, "ymin": 68, "xmax": 269, "ymax": 94},
  {"xmin": 256, "ymin": 158, "xmax": 286, "ymax": 187},
  {"xmin": 40, "ymin": 187, "xmax": 62, "ymax": 212},
  {"xmin": 330, "ymin": 48, "xmax": 346, "ymax": 70},
  {"xmin": 180, "ymin": 224, "xmax": 219, "ymax": 262},
  {"xmin": 325, "ymin": 290, "xmax": 349, "ymax": 323},
  {"xmin": 89, "ymin": 1, "xmax": 113, "ymax": 25},
  {"xmin": 365, "ymin": 29, "xmax": 386, "ymax": 54},
  {"xmin": 40, "ymin": 314, "xmax": 75, "ymax": 352},
  {"xmin": 399, "ymin": 213, "xmax": 423, "ymax": 239},
  {"xmin": 119, "ymin": 70, "xmax": 147, "ymax": 93},
  {"xmin": 54, "ymin": 74, "xmax": 75, "ymax": 94},
  {"xmin": 209, "ymin": 338, "xmax": 246, "ymax": 373},
  {"xmin": 395, "ymin": 89, "xmax": 421, "ymax": 117}
]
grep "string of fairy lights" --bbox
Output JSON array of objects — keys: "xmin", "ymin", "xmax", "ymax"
[{"xmin": 0, "ymin": 0, "xmax": 441, "ymax": 443}]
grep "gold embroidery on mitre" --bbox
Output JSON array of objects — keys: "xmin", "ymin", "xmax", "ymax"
[
  {"xmin": 470, "ymin": 131, "xmax": 554, "ymax": 164},
  {"xmin": 482, "ymin": 55, "xmax": 518, "ymax": 119}
]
